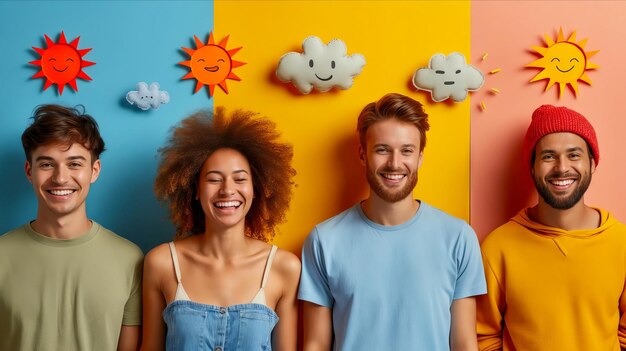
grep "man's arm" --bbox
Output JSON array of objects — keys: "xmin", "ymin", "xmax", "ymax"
[
  {"xmin": 302, "ymin": 301, "xmax": 332, "ymax": 351},
  {"xmin": 450, "ymin": 297, "xmax": 479, "ymax": 351},
  {"xmin": 117, "ymin": 326, "xmax": 140, "ymax": 351}
]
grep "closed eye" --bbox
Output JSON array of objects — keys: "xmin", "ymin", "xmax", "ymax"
[
  {"xmin": 435, "ymin": 70, "xmax": 445, "ymax": 74},
  {"xmin": 570, "ymin": 58, "xmax": 580, "ymax": 62},
  {"xmin": 551, "ymin": 58, "xmax": 561, "ymax": 62}
]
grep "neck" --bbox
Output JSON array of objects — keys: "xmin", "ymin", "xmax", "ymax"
[
  {"xmin": 200, "ymin": 221, "xmax": 250, "ymax": 259},
  {"xmin": 31, "ymin": 207, "xmax": 92, "ymax": 239},
  {"xmin": 361, "ymin": 193, "xmax": 419, "ymax": 226},
  {"xmin": 530, "ymin": 197, "xmax": 600, "ymax": 231}
]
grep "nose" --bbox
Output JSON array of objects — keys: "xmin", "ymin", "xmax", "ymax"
[
  {"xmin": 52, "ymin": 165, "xmax": 69, "ymax": 184},
  {"xmin": 554, "ymin": 155, "xmax": 570, "ymax": 173},
  {"xmin": 387, "ymin": 151, "xmax": 400, "ymax": 169},
  {"xmin": 219, "ymin": 178, "xmax": 236, "ymax": 196}
]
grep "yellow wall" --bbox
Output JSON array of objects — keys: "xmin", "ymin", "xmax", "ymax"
[{"xmin": 215, "ymin": 0, "xmax": 471, "ymax": 254}]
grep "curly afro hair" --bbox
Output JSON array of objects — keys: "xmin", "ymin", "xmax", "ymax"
[{"xmin": 155, "ymin": 107, "xmax": 296, "ymax": 241}]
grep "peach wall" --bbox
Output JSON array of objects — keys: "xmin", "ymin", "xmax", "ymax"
[{"xmin": 471, "ymin": 1, "xmax": 626, "ymax": 239}]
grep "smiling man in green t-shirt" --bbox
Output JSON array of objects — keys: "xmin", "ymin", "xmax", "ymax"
[{"xmin": 0, "ymin": 104, "xmax": 143, "ymax": 351}]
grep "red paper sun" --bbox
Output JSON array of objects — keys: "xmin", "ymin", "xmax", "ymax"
[
  {"xmin": 30, "ymin": 32, "xmax": 95, "ymax": 95},
  {"xmin": 179, "ymin": 32, "xmax": 245, "ymax": 97}
]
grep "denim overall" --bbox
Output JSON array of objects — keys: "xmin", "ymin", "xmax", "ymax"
[{"xmin": 163, "ymin": 243, "xmax": 279, "ymax": 351}]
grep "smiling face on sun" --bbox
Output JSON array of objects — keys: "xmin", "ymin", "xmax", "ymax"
[
  {"xmin": 30, "ymin": 32, "xmax": 95, "ymax": 95},
  {"xmin": 41, "ymin": 44, "xmax": 81, "ymax": 84},
  {"xmin": 180, "ymin": 32, "xmax": 245, "ymax": 98},
  {"xmin": 190, "ymin": 45, "xmax": 232, "ymax": 86},
  {"xmin": 526, "ymin": 28, "xmax": 599, "ymax": 98}
]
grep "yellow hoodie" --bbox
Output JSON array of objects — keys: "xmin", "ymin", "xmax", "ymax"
[{"xmin": 477, "ymin": 208, "xmax": 626, "ymax": 351}]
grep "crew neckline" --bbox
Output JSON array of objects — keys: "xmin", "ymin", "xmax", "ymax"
[
  {"xmin": 356, "ymin": 200, "xmax": 425, "ymax": 231},
  {"xmin": 25, "ymin": 221, "xmax": 100, "ymax": 247}
]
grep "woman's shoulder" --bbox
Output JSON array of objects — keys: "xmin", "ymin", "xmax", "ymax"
[
  {"xmin": 144, "ymin": 241, "xmax": 175, "ymax": 273},
  {"xmin": 272, "ymin": 247, "xmax": 301, "ymax": 284}
]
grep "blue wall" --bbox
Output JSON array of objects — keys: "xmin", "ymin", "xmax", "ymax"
[{"xmin": 0, "ymin": 1, "xmax": 214, "ymax": 252}]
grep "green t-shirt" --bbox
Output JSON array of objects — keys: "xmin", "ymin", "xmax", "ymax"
[{"xmin": 0, "ymin": 222, "xmax": 143, "ymax": 351}]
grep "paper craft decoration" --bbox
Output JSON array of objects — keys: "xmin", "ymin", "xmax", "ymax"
[
  {"xmin": 30, "ymin": 31, "xmax": 95, "ymax": 95},
  {"xmin": 276, "ymin": 36, "xmax": 365, "ymax": 94},
  {"xmin": 179, "ymin": 32, "xmax": 245, "ymax": 98},
  {"xmin": 526, "ymin": 27, "xmax": 599, "ymax": 98},
  {"xmin": 412, "ymin": 52, "xmax": 483, "ymax": 102},
  {"xmin": 126, "ymin": 82, "xmax": 170, "ymax": 110}
]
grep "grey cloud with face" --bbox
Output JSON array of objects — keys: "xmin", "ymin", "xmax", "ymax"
[{"xmin": 413, "ymin": 53, "xmax": 484, "ymax": 102}]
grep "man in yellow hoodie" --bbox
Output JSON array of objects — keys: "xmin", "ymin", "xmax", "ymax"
[{"xmin": 477, "ymin": 105, "xmax": 626, "ymax": 350}]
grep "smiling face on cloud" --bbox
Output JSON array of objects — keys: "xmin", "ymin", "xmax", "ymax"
[
  {"xmin": 412, "ymin": 52, "xmax": 483, "ymax": 102},
  {"xmin": 276, "ymin": 36, "xmax": 366, "ymax": 94}
]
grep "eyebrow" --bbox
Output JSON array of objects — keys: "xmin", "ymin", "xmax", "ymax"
[
  {"xmin": 205, "ymin": 169, "xmax": 250, "ymax": 176},
  {"xmin": 373, "ymin": 143, "xmax": 417, "ymax": 148},
  {"xmin": 539, "ymin": 146, "xmax": 585, "ymax": 155},
  {"xmin": 35, "ymin": 155, "xmax": 88, "ymax": 162}
]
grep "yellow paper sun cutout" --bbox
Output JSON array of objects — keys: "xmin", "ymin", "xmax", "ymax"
[
  {"xmin": 526, "ymin": 27, "xmax": 599, "ymax": 98},
  {"xmin": 179, "ymin": 32, "xmax": 245, "ymax": 98}
]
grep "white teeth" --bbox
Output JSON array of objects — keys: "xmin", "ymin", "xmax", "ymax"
[
  {"xmin": 550, "ymin": 179, "xmax": 574, "ymax": 186},
  {"xmin": 214, "ymin": 201, "xmax": 242, "ymax": 208},
  {"xmin": 49, "ymin": 190, "xmax": 74, "ymax": 196},
  {"xmin": 383, "ymin": 174, "xmax": 404, "ymax": 180}
]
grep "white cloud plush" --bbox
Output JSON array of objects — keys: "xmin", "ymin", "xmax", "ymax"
[
  {"xmin": 126, "ymin": 82, "xmax": 170, "ymax": 111},
  {"xmin": 276, "ymin": 36, "xmax": 365, "ymax": 94},
  {"xmin": 412, "ymin": 52, "xmax": 484, "ymax": 102}
]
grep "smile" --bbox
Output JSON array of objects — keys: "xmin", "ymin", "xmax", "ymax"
[
  {"xmin": 47, "ymin": 189, "xmax": 75, "ymax": 196},
  {"xmin": 315, "ymin": 74, "xmax": 333, "ymax": 81},
  {"xmin": 381, "ymin": 173, "xmax": 405, "ymax": 180},
  {"xmin": 214, "ymin": 201, "xmax": 242, "ymax": 209},
  {"xmin": 53, "ymin": 66, "xmax": 69, "ymax": 72},
  {"xmin": 549, "ymin": 179, "xmax": 574, "ymax": 186},
  {"xmin": 204, "ymin": 66, "xmax": 219, "ymax": 72},
  {"xmin": 556, "ymin": 65, "xmax": 574, "ymax": 73}
]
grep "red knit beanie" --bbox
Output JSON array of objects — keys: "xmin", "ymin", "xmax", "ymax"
[{"xmin": 523, "ymin": 104, "xmax": 599, "ymax": 168}]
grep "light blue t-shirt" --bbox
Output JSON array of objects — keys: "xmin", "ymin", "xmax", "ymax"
[{"xmin": 299, "ymin": 201, "xmax": 486, "ymax": 351}]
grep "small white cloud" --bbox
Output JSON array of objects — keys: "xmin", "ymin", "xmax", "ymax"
[
  {"xmin": 412, "ymin": 52, "xmax": 484, "ymax": 102},
  {"xmin": 126, "ymin": 82, "xmax": 170, "ymax": 110},
  {"xmin": 276, "ymin": 36, "xmax": 366, "ymax": 94}
]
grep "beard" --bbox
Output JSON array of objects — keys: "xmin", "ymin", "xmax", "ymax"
[
  {"xmin": 366, "ymin": 164, "xmax": 418, "ymax": 203},
  {"xmin": 534, "ymin": 171, "xmax": 592, "ymax": 210}
]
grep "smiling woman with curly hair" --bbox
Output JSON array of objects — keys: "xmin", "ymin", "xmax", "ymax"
[{"xmin": 141, "ymin": 107, "xmax": 300, "ymax": 351}]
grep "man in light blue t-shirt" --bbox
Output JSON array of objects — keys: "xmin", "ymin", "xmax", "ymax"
[{"xmin": 299, "ymin": 93, "xmax": 486, "ymax": 351}]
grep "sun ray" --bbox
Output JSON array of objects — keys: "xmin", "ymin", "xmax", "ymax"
[
  {"xmin": 30, "ymin": 32, "xmax": 95, "ymax": 95},
  {"xmin": 179, "ymin": 31, "xmax": 245, "ymax": 98},
  {"xmin": 227, "ymin": 72, "xmax": 241, "ymax": 81},
  {"xmin": 218, "ymin": 35, "xmax": 229, "ymax": 48},
  {"xmin": 570, "ymin": 80, "xmax": 580, "ymax": 96},
  {"xmin": 218, "ymin": 81, "xmax": 229, "ymax": 93},
  {"xmin": 579, "ymin": 73, "xmax": 593, "ymax": 84},
  {"xmin": 227, "ymin": 47, "xmax": 242, "ymax": 56},
  {"xmin": 231, "ymin": 60, "xmax": 246, "ymax": 68},
  {"xmin": 527, "ymin": 27, "xmax": 598, "ymax": 98}
]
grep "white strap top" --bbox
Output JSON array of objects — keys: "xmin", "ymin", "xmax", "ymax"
[{"xmin": 168, "ymin": 242, "xmax": 278, "ymax": 306}]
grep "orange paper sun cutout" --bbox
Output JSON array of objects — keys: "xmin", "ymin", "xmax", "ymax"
[
  {"xmin": 179, "ymin": 32, "xmax": 245, "ymax": 97},
  {"xmin": 30, "ymin": 32, "xmax": 95, "ymax": 95}
]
